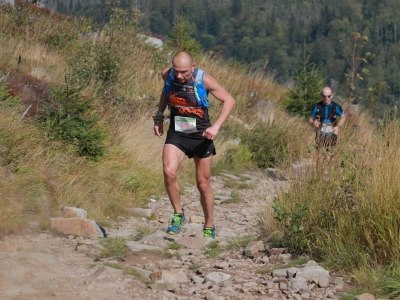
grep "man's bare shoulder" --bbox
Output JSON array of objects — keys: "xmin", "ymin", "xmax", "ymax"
[
  {"xmin": 161, "ymin": 67, "xmax": 171, "ymax": 81},
  {"xmin": 203, "ymin": 73, "xmax": 224, "ymax": 92}
]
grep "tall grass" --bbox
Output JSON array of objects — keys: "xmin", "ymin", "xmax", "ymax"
[{"xmin": 264, "ymin": 108, "xmax": 400, "ymax": 272}]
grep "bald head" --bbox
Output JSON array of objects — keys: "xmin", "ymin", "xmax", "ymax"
[
  {"xmin": 320, "ymin": 86, "xmax": 333, "ymax": 105},
  {"xmin": 171, "ymin": 51, "xmax": 195, "ymax": 83},
  {"xmin": 172, "ymin": 51, "xmax": 194, "ymax": 68}
]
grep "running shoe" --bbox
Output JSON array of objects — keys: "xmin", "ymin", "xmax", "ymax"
[
  {"xmin": 166, "ymin": 212, "xmax": 185, "ymax": 235},
  {"xmin": 203, "ymin": 226, "xmax": 216, "ymax": 239}
]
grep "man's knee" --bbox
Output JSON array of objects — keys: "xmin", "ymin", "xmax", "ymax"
[
  {"xmin": 196, "ymin": 177, "xmax": 211, "ymax": 192},
  {"xmin": 163, "ymin": 166, "xmax": 178, "ymax": 181}
]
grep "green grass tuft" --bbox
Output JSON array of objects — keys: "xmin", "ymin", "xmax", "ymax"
[
  {"xmin": 226, "ymin": 235, "xmax": 255, "ymax": 250},
  {"xmin": 95, "ymin": 237, "xmax": 128, "ymax": 261},
  {"xmin": 132, "ymin": 224, "xmax": 158, "ymax": 241}
]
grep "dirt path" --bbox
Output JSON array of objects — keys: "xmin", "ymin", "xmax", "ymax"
[{"xmin": 0, "ymin": 169, "xmax": 351, "ymax": 300}]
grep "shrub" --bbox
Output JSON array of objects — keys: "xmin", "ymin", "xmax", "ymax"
[
  {"xmin": 43, "ymin": 19, "xmax": 80, "ymax": 50},
  {"xmin": 0, "ymin": 81, "xmax": 19, "ymax": 107},
  {"xmin": 66, "ymin": 42, "xmax": 96, "ymax": 87},
  {"xmin": 240, "ymin": 121, "xmax": 300, "ymax": 168},
  {"xmin": 41, "ymin": 83, "xmax": 106, "ymax": 160},
  {"xmin": 272, "ymin": 201, "xmax": 311, "ymax": 254},
  {"xmin": 215, "ymin": 143, "xmax": 254, "ymax": 172}
]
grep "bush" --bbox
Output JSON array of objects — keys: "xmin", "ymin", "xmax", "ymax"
[
  {"xmin": 41, "ymin": 83, "xmax": 106, "ymax": 160},
  {"xmin": 215, "ymin": 143, "xmax": 254, "ymax": 172},
  {"xmin": 43, "ymin": 20, "xmax": 80, "ymax": 50},
  {"xmin": 0, "ymin": 81, "xmax": 19, "ymax": 107},
  {"xmin": 240, "ymin": 121, "xmax": 300, "ymax": 168},
  {"xmin": 66, "ymin": 42, "xmax": 96, "ymax": 87}
]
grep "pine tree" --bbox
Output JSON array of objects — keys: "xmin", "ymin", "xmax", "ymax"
[
  {"xmin": 43, "ymin": 80, "xmax": 106, "ymax": 160},
  {"xmin": 166, "ymin": 16, "xmax": 202, "ymax": 56},
  {"xmin": 283, "ymin": 46, "xmax": 326, "ymax": 120}
]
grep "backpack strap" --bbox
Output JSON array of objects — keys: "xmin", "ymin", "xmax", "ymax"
[
  {"xmin": 316, "ymin": 102, "xmax": 337, "ymax": 124},
  {"xmin": 163, "ymin": 67, "xmax": 175, "ymax": 109},
  {"xmin": 330, "ymin": 102, "xmax": 338, "ymax": 124},
  {"xmin": 164, "ymin": 68, "xmax": 209, "ymax": 110},
  {"xmin": 194, "ymin": 69, "xmax": 204, "ymax": 84},
  {"xmin": 193, "ymin": 69, "xmax": 209, "ymax": 109},
  {"xmin": 316, "ymin": 103, "xmax": 322, "ymax": 120}
]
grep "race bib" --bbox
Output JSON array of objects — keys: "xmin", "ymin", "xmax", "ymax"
[
  {"xmin": 320, "ymin": 122, "xmax": 333, "ymax": 133},
  {"xmin": 175, "ymin": 116, "xmax": 198, "ymax": 133}
]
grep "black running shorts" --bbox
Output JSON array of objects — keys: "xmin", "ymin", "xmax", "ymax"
[
  {"xmin": 315, "ymin": 132, "xmax": 337, "ymax": 149},
  {"xmin": 165, "ymin": 130, "xmax": 216, "ymax": 159}
]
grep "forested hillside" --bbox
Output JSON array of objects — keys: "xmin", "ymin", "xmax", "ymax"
[{"xmin": 46, "ymin": 0, "xmax": 400, "ymax": 117}]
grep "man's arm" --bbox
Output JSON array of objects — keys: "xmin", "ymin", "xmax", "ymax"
[
  {"xmin": 308, "ymin": 106, "xmax": 320, "ymax": 128},
  {"xmin": 332, "ymin": 113, "xmax": 346, "ymax": 135},
  {"xmin": 202, "ymin": 73, "xmax": 236, "ymax": 140},
  {"xmin": 153, "ymin": 68, "xmax": 170, "ymax": 138},
  {"xmin": 309, "ymin": 116, "xmax": 321, "ymax": 128}
]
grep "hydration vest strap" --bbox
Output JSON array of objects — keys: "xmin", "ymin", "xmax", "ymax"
[
  {"xmin": 164, "ymin": 68, "xmax": 175, "ymax": 109},
  {"xmin": 164, "ymin": 68, "xmax": 209, "ymax": 110},
  {"xmin": 193, "ymin": 69, "xmax": 209, "ymax": 109},
  {"xmin": 194, "ymin": 69, "xmax": 204, "ymax": 85}
]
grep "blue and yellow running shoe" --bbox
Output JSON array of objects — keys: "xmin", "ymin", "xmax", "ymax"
[
  {"xmin": 203, "ymin": 226, "xmax": 216, "ymax": 239},
  {"xmin": 166, "ymin": 212, "xmax": 185, "ymax": 235}
]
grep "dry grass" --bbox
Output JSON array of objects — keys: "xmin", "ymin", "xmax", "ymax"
[
  {"xmin": 265, "ymin": 106, "xmax": 400, "ymax": 271},
  {"xmin": 0, "ymin": 4, "xmax": 324, "ymax": 237},
  {"xmin": 2, "ymin": 4, "xmax": 399, "ymax": 298}
]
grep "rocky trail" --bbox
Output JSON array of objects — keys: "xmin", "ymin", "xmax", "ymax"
[{"xmin": 0, "ymin": 169, "xmax": 356, "ymax": 300}]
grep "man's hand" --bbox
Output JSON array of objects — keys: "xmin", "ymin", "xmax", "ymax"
[
  {"xmin": 332, "ymin": 126, "xmax": 340, "ymax": 135},
  {"xmin": 313, "ymin": 119, "xmax": 321, "ymax": 128},
  {"xmin": 154, "ymin": 124, "xmax": 164, "ymax": 138},
  {"xmin": 202, "ymin": 125, "xmax": 219, "ymax": 140}
]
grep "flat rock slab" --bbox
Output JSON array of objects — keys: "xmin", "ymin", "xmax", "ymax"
[
  {"xmin": 272, "ymin": 267, "xmax": 300, "ymax": 278},
  {"xmin": 206, "ymin": 272, "xmax": 232, "ymax": 284},
  {"xmin": 159, "ymin": 270, "xmax": 188, "ymax": 284},
  {"xmin": 296, "ymin": 266, "xmax": 330, "ymax": 280},
  {"xmin": 126, "ymin": 241, "xmax": 163, "ymax": 252},
  {"xmin": 84, "ymin": 266, "xmax": 124, "ymax": 284},
  {"xmin": 176, "ymin": 236, "xmax": 213, "ymax": 249}
]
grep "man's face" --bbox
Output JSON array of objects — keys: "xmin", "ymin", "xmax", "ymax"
[
  {"xmin": 173, "ymin": 65, "xmax": 194, "ymax": 83},
  {"xmin": 321, "ymin": 90, "xmax": 333, "ymax": 105}
]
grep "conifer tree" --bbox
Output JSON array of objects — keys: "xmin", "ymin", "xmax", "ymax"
[
  {"xmin": 283, "ymin": 46, "xmax": 326, "ymax": 120},
  {"xmin": 44, "ymin": 80, "xmax": 106, "ymax": 160},
  {"xmin": 166, "ymin": 16, "xmax": 202, "ymax": 56}
]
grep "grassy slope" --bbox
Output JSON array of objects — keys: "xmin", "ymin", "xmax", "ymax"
[
  {"xmin": 4, "ymin": 3, "xmax": 400, "ymax": 298},
  {"xmin": 0, "ymin": 3, "xmax": 303, "ymax": 234}
]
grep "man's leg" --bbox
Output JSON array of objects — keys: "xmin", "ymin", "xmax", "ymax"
[
  {"xmin": 163, "ymin": 144, "xmax": 186, "ymax": 213},
  {"xmin": 194, "ymin": 155, "xmax": 214, "ymax": 228}
]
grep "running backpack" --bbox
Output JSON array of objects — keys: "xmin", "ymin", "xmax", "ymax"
[
  {"xmin": 315, "ymin": 101, "xmax": 339, "ymax": 124},
  {"xmin": 163, "ymin": 68, "xmax": 209, "ymax": 109}
]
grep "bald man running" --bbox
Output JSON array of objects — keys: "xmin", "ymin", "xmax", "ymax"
[
  {"xmin": 308, "ymin": 86, "xmax": 346, "ymax": 151},
  {"xmin": 153, "ymin": 51, "xmax": 235, "ymax": 239}
]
